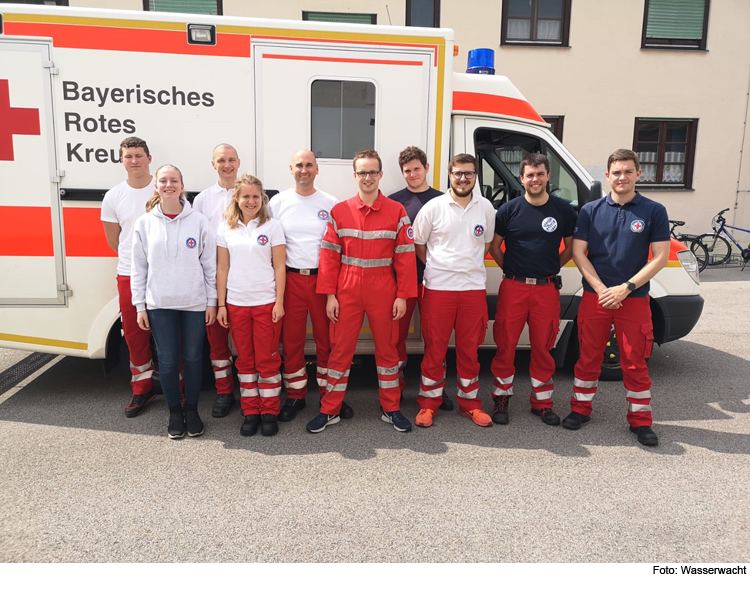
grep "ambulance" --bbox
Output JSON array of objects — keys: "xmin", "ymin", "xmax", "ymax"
[{"xmin": 0, "ymin": 4, "xmax": 703, "ymax": 380}]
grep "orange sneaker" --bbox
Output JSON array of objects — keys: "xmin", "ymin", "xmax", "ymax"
[
  {"xmin": 460, "ymin": 408, "xmax": 493, "ymax": 427},
  {"xmin": 415, "ymin": 408, "xmax": 435, "ymax": 428}
]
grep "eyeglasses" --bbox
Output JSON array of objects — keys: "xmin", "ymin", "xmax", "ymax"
[
  {"xmin": 450, "ymin": 171, "xmax": 476, "ymax": 180},
  {"xmin": 355, "ymin": 171, "xmax": 381, "ymax": 178}
]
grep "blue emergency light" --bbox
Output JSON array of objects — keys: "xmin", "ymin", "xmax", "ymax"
[{"xmin": 466, "ymin": 48, "xmax": 495, "ymax": 75}]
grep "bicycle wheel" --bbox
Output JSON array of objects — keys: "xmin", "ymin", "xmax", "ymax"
[
  {"xmin": 697, "ymin": 233, "xmax": 732, "ymax": 266},
  {"xmin": 678, "ymin": 237, "xmax": 709, "ymax": 272}
]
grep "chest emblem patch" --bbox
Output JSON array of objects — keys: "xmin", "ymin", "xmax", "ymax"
[
  {"xmin": 317, "ymin": 210, "xmax": 329, "ymax": 221},
  {"xmin": 257, "ymin": 234, "xmax": 269, "ymax": 246},
  {"xmin": 406, "ymin": 227, "xmax": 414, "ymax": 240},
  {"xmin": 542, "ymin": 217, "xmax": 558, "ymax": 233},
  {"xmin": 474, "ymin": 224, "xmax": 485, "ymax": 237},
  {"xmin": 630, "ymin": 219, "xmax": 645, "ymax": 233},
  {"xmin": 185, "ymin": 238, "xmax": 197, "ymax": 249}
]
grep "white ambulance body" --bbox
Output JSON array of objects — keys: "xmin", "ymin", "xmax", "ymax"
[{"xmin": 0, "ymin": 4, "xmax": 703, "ymax": 376}]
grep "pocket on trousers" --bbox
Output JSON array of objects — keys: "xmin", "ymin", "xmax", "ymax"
[
  {"xmin": 641, "ymin": 323, "xmax": 654, "ymax": 359},
  {"xmin": 547, "ymin": 319, "xmax": 560, "ymax": 351}
]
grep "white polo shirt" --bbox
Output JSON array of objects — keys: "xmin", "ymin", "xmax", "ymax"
[
  {"xmin": 101, "ymin": 180, "xmax": 154, "ymax": 276},
  {"xmin": 413, "ymin": 192, "xmax": 496, "ymax": 291},
  {"xmin": 193, "ymin": 182, "xmax": 234, "ymax": 232},
  {"xmin": 268, "ymin": 188, "xmax": 338, "ymax": 269},
  {"xmin": 216, "ymin": 217, "xmax": 286, "ymax": 307}
]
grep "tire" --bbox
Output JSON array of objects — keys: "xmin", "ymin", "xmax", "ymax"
[
  {"xmin": 697, "ymin": 233, "xmax": 732, "ymax": 266},
  {"xmin": 678, "ymin": 237, "xmax": 709, "ymax": 272}
]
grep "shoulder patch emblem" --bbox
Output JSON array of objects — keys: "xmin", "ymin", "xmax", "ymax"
[
  {"xmin": 474, "ymin": 224, "xmax": 485, "ymax": 237},
  {"xmin": 257, "ymin": 234, "xmax": 269, "ymax": 246},
  {"xmin": 630, "ymin": 219, "xmax": 645, "ymax": 233},
  {"xmin": 185, "ymin": 237, "xmax": 197, "ymax": 249},
  {"xmin": 542, "ymin": 217, "xmax": 558, "ymax": 233},
  {"xmin": 406, "ymin": 226, "xmax": 414, "ymax": 240}
]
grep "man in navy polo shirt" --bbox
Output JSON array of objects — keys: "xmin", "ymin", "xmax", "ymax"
[
  {"xmin": 489, "ymin": 153, "xmax": 576, "ymax": 426},
  {"xmin": 564, "ymin": 149, "xmax": 670, "ymax": 446},
  {"xmin": 388, "ymin": 146, "xmax": 453, "ymax": 411}
]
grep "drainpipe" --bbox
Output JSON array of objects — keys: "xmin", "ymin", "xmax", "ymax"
[{"xmin": 733, "ymin": 64, "xmax": 750, "ymax": 226}]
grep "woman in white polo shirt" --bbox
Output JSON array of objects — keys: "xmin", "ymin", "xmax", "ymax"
[{"xmin": 216, "ymin": 175, "xmax": 286, "ymax": 437}]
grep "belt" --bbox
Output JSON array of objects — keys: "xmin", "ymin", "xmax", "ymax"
[
  {"xmin": 504, "ymin": 274, "xmax": 557, "ymax": 285},
  {"xmin": 287, "ymin": 267, "xmax": 318, "ymax": 275}
]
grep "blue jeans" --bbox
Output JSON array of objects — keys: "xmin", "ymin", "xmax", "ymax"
[{"xmin": 147, "ymin": 309, "xmax": 206, "ymax": 408}]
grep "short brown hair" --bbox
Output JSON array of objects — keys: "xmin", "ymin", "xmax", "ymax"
[
  {"xmin": 352, "ymin": 149, "xmax": 382, "ymax": 172},
  {"xmin": 448, "ymin": 153, "xmax": 478, "ymax": 175},
  {"xmin": 519, "ymin": 153, "xmax": 550, "ymax": 176},
  {"xmin": 398, "ymin": 146, "xmax": 427, "ymax": 170},
  {"xmin": 607, "ymin": 149, "xmax": 640, "ymax": 172},
  {"xmin": 119, "ymin": 136, "xmax": 150, "ymax": 159}
]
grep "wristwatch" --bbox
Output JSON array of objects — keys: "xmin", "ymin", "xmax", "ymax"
[{"xmin": 625, "ymin": 281, "xmax": 636, "ymax": 292}]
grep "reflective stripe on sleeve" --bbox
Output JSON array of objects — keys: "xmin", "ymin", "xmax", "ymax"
[
  {"xmin": 394, "ymin": 244, "xmax": 415, "ymax": 253},
  {"xmin": 322, "ymin": 240, "xmax": 342, "ymax": 253}
]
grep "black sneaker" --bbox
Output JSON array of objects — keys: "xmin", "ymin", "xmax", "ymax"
[
  {"xmin": 492, "ymin": 395, "xmax": 510, "ymax": 425},
  {"xmin": 184, "ymin": 404, "xmax": 204, "ymax": 437},
  {"xmin": 278, "ymin": 398, "xmax": 306, "ymax": 422},
  {"xmin": 240, "ymin": 414, "xmax": 260, "ymax": 437},
  {"xmin": 125, "ymin": 391, "xmax": 156, "ymax": 418},
  {"xmin": 439, "ymin": 395, "xmax": 454, "ymax": 411},
  {"xmin": 531, "ymin": 407, "xmax": 561, "ymax": 426},
  {"xmin": 167, "ymin": 406, "xmax": 186, "ymax": 439},
  {"xmin": 562, "ymin": 412, "xmax": 591, "ymax": 430},
  {"xmin": 260, "ymin": 414, "xmax": 279, "ymax": 436},
  {"xmin": 212, "ymin": 393, "xmax": 235, "ymax": 418},
  {"xmin": 381, "ymin": 410, "xmax": 413, "ymax": 432},
  {"xmin": 340, "ymin": 401, "xmax": 354, "ymax": 420},
  {"xmin": 306, "ymin": 413, "xmax": 340, "ymax": 434},
  {"xmin": 630, "ymin": 425, "xmax": 659, "ymax": 446}
]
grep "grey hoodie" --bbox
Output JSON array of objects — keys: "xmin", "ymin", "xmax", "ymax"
[{"xmin": 131, "ymin": 200, "xmax": 218, "ymax": 312}]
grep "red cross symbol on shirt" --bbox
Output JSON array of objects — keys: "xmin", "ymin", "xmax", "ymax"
[{"xmin": 0, "ymin": 79, "xmax": 41, "ymax": 161}]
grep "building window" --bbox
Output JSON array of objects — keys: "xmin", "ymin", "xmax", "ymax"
[
  {"xmin": 311, "ymin": 80, "xmax": 376, "ymax": 160},
  {"xmin": 634, "ymin": 119, "xmax": 698, "ymax": 189},
  {"xmin": 406, "ymin": 0, "xmax": 440, "ymax": 27},
  {"xmin": 0, "ymin": 1, "xmax": 69, "ymax": 5},
  {"xmin": 145, "ymin": 1, "xmax": 222, "ymax": 15},
  {"xmin": 641, "ymin": 0, "xmax": 710, "ymax": 50},
  {"xmin": 501, "ymin": 0, "xmax": 571, "ymax": 46},
  {"xmin": 543, "ymin": 115, "xmax": 564, "ymax": 141},
  {"xmin": 302, "ymin": 11, "xmax": 377, "ymax": 25}
]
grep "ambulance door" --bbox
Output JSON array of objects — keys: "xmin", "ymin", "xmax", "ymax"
[{"xmin": 0, "ymin": 40, "xmax": 65, "ymax": 306}]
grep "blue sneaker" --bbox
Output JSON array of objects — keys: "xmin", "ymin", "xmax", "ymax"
[
  {"xmin": 381, "ymin": 410, "xmax": 412, "ymax": 432},
  {"xmin": 306, "ymin": 412, "xmax": 340, "ymax": 433}
]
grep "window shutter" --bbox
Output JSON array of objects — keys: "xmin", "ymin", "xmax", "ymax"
[
  {"xmin": 149, "ymin": 1, "xmax": 219, "ymax": 15},
  {"xmin": 646, "ymin": 0, "xmax": 706, "ymax": 40},
  {"xmin": 304, "ymin": 12, "xmax": 376, "ymax": 24}
]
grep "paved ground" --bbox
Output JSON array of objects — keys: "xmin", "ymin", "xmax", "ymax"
[{"xmin": 0, "ymin": 268, "xmax": 748, "ymax": 563}]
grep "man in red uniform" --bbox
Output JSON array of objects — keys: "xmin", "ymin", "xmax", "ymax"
[
  {"xmin": 193, "ymin": 144, "xmax": 241, "ymax": 418},
  {"xmin": 565, "ymin": 149, "xmax": 669, "ymax": 446},
  {"xmin": 101, "ymin": 137, "xmax": 155, "ymax": 417},
  {"xmin": 488, "ymin": 153, "xmax": 576, "ymax": 426},
  {"xmin": 308, "ymin": 150, "xmax": 417, "ymax": 433},
  {"xmin": 388, "ymin": 146, "xmax": 452, "ymax": 411}
]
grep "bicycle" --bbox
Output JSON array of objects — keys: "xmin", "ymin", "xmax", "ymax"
[
  {"xmin": 697, "ymin": 208, "xmax": 750, "ymax": 270},
  {"xmin": 669, "ymin": 220, "xmax": 709, "ymax": 273}
]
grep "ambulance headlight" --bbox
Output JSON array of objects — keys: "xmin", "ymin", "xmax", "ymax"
[
  {"xmin": 676, "ymin": 250, "xmax": 700, "ymax": 285},
  {"xmin": 188, "ymin": 24, "xmax": 216, "ymax": 46}
]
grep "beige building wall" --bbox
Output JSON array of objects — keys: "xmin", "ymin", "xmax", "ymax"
[{"xmin": 67, "ymin": 0, "xmax": 750, "ymax": 233}]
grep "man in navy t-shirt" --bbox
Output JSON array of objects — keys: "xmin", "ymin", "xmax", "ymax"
[
  {"xmin": 564, "ymin": 149, "xmax": 670, "ymax": 446},
  {"xmin": 488, "ymin": 153, "xmax": 576, "ymax": 426},
  {"xmin": 389, "ymin": 146, "xmax": 453, "ymax": 411}
]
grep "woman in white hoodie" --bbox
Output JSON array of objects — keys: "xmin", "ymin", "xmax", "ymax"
[
  {"xmin": 216, "ymin": 174, "xmax": 286, "ymax": 437},
  {"xmin": 131, "ymin": 164, "xmax": 218, "ymax": 439}
]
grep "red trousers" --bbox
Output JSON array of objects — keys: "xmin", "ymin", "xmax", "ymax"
[
  {"xmin": 572, "ymin": 291, "xmax": 654, "ymax": 428},
  {"xmin": 206, "ymin": 322, "xmax": 234, "ymax": 395},
  {"xmin": 228, "ymin": 303, "xmax": 282, "ymax": 416},
  {"xmin": 396, "ymin": 294, "xmax": 421, "ymax": 393},
  {"xmin": 491, "ymin": 280, "xmax": 560, "ymax": 410},
  {"xmin": 281, "ymin": 272, "xmax": 330, "ymax": 400},
  {"xmin": 322, "ymin": 268, "xmax": 401, "ymax": 415},
  {"xmin": 418, "ymin": 289, "xmax": 488, "ymax": 413},
  {"xmin": 117, "ymin": 275, "xmax": 154, "ymax": 395}
]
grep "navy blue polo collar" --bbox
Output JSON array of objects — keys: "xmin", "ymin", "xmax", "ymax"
[{"xmin": 605, "ymin": 191, "xmax": 644, "ymax": 207}]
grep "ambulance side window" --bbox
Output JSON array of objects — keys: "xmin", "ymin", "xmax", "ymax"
[{"xmin": 311, "ymin": 80, "xmax": 376, "ymax": 159}]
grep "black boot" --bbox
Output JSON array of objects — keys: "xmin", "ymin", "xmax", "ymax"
[
  {"xmin": 167, "ymin": 405, "xmax": 186, "ymax": 439},
  {"xmin": 260, "ymin": 414, "xmax": 279, "ymax": 436},
  {"xmin": 184, "ymin": 403, "xmax": 204, "ymax": 437}
]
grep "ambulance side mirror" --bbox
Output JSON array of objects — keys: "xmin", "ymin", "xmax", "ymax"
[{"xmin": 584, "ymin": 181, "xmax": 602, "ymax": 206}]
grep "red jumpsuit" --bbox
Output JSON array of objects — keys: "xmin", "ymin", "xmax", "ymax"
[{"xmin": 317, "ymin": 192, "xmax": 417, "ymax": 415}]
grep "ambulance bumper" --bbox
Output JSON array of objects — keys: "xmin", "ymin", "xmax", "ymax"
[{"xmin": 652, "ymin": 295, "xmax": 705, "ymax": 344}]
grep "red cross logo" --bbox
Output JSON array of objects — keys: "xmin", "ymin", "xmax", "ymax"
[{"xmin": 0, "ymin": 79, "xmax": 41, "ymax": 161}]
